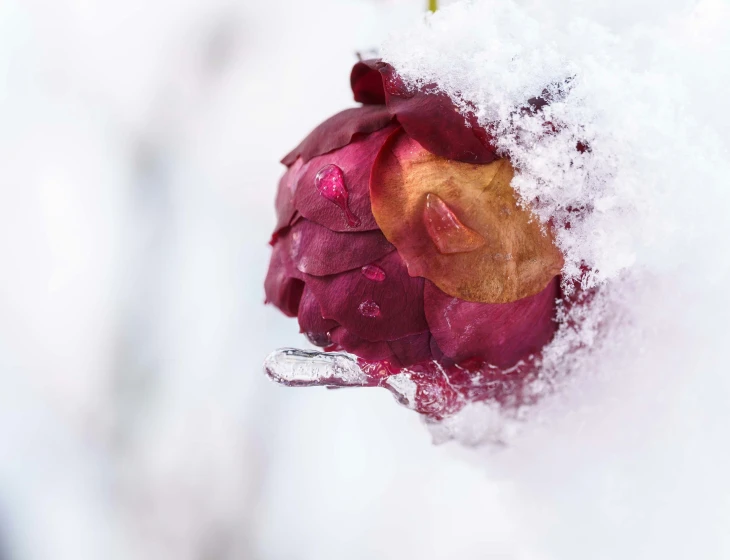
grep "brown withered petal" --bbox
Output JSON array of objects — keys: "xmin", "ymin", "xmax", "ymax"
[{"xmin": 370, "ymin": 128, "xmax": 564, "ymax": 304}]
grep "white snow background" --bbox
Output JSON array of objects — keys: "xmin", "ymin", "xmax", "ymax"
[{"xmin": 1, "ymin": 0, "xmax": 729, "ymax": 559}]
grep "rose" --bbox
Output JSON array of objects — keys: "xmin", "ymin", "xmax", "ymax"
[{"xmin": 265, "ymin": 59, "xmax": 564, "ymax": 415}]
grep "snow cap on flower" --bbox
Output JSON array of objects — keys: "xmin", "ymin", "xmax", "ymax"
[{"xmin": 265, "ymin": 59, "xmax": 563, "ymax": 371}]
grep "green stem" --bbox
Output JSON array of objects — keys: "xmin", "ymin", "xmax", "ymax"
[{"xmin": 428, "ymin": 0, "xmax": 438, "ymax": 12}]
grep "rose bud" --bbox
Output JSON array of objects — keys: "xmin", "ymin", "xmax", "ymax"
[{"xmin": 264, "ymin": 59, "xmax": 565, "ymax": 419}]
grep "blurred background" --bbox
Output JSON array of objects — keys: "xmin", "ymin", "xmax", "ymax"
[{"xmin": 0, "ymin": 0, "xmax": 530, "ymax": 558}]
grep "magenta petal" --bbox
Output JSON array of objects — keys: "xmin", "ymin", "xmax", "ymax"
[
  {"xmin": 424, "ymin": 277, "xmax": 560, "ymax": 368},
  {"xmin": 330, "ymin": 327, "xmax": 396, "ymax": 362},
  {"xmin": 304, "ymin": 251, "xmax": 428, "ymax": 342},
  {"xmin": 281, "ymin": 105, "xmax": 394, "ymax": 166},
  {"xmin": 274, "ymin": 158, "xmax": 304, "ymax": 234},
  {"xmin": 387, "ymin": 332, "xmax": 434, "ymax": 367},
  {"xmin": 351, "ymin": 59, "xmax": 386, "ymax": 105},
  {"xmin": 297, "ymin": 285, "xmax": 339, "ymax": 347},
  {"xmin": 289, "ymin": 219, "xmax": 394, "ymax": 276},
  {"xmin": 264, "ymin": 233, "xmax": 305, "ymax": 318},
  {"xmin": 293, "ymin": 124, "xmax": 396, "ymax": 232},
  {"xmin": 378, "ymin": 64, "xmax": 497, "ymax": 164}
]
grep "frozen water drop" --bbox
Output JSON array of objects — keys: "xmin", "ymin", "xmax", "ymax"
[
  {"xmin": 264, "ymin": 348, "xmax": 370, "ymax": 387},
  {"xmin": 358, "ymin": 299, "xmax": 381, "ymax": 318},
  {"xmin": 423, "ymin": 193, "xmax": 486, "ymax": 254},
  {"xmin": 361, "ymin": 264, "xmax": 386, "ymax": 282},
  {"xmin": 315, "ymin": 164, "xmax": 361, "ymax": 227}
]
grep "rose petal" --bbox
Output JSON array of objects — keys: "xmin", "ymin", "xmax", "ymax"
[
  {"xmin": 281, "ymin": 105, "xmax": 394, "ymax": 166},
  {"xmin": 387, "ymin": 332, "xmax": 434, "ymax": 367},
  {"xmin": 274, "ymin": 157, "xmax": 304, "ymax": 234},
  {"xmin": 330, "ymin": 327, "xmax": 395, "ymax": 362},
  {"xmin": 297, "ymin": 285, "xmax": 339, "ymax": 347},
  {"xmin": 424, "ymin": 277, "xmax": 560, "ymax": 367},
  {"xmin": 351, "ymin": 59, "xmax": 386, "ymax": 105},
  {"xmin": 294, "ymin": 124, "xmax": 396, "ymax": 232},
  {"xmin": 289, "ymin": 219, "xmax": 395, "ymax": 276},
  {"xmin": 304, "ymin": 251, "xmax": 428, "ymax": 342},
  {"xmin": 370, "ymin": 129, "xmax": 564, "ymax": 303},
  {"xmin": 378, "ymin": 63, "xmax": 497, "ymax": 164},
  {"xmin": 264, "ymin": 233, "xmax": 305, "ymax": 317}
]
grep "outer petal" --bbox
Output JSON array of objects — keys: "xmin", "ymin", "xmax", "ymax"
[
  {"xmin": 289, "ymin": 219, "xmax": 395, "ymax": 276},
  {"xmin": 424, "ymin": 277, "xmax": 560, "ymax": 368},
  {"xmin": 281, "ymin": 105, "xmax": 394, "ymax": 166},
  {"xmin": 297, "ymin": 285, "xmax": 339, "ymax": 347},
  {"xmin": 351, "ymin": 59, "xmax": 386, "ymax": 105},
  {"xmin": 330, "ymin": 327, "xmax": 395, "ymax": 362},
  {"xmin": 378, "ymin": 63, "xmax": 497, "ymax": 164},
  {"xmin": 304, "ymin": 251, "xmax": 428, "ymax": 342},
  {"xmin": 330, "ymin": 329, "xmax": 434, "ymax": 367},
  {"xmin": 274, "ymin": 157, "xmax": 304, "ymax": 235},
  {"xmin": 294, "ymin": 124, "xmax": 396, "ymax": 232},
  {"xmin": 387, "ymin": 332, "xmax": 434, "ymax": 367},
  {"xmin": 264, "ymin": 233, "xmax": 305, "ymax": 317}
]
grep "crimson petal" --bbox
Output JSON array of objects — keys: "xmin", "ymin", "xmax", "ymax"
[
  {"xmin": 264, "ymin": 233, "xmax": 305, "ymax": 317},
  {"xmin": 351, "ymin": 59, "xmax": 386, "ymax": 105},
  {"xmin": 330, "ymin": 327, "xmax": 395, "ymax": 362},
  {"xmin": 377, "ymin": 63, "xmax": 497, "ymax": 164},
  {"xmin": 424, "ymin": 277, "xmax": 560, "ymax": 368},
  {"xmin": 297, "ymin": 285, "xmax": 339, "ymax": 346},
  {"xmin": 387, "ymin": 332, "xmax": 434, "ymax": 367},
  {"xmin": 293, "ymin": 124, "xmax": 396, "ymax": 232},
  {"xmin": 281, "ymin": 105, "xmax": 394, "ymax": 166},
  {"xmin": 304, "ymin": 251, "xmax": 428, "ymax": 342},
  {"xmin": 273, "ymin": 157, "xmax": 303, "ymax": 235},
  {"xmin": 289, "ymin": 219, "xmax": 395, "ymax": 276}
]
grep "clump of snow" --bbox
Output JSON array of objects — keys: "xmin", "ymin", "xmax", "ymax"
[
  {"xmin": 382, "ymin": 3, "xmax": 730, "ymax": 554},
  {"xmin": 382, "ymin": 1, "xmax": 730, "ymax": 443}
]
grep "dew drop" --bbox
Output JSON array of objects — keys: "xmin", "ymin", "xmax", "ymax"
[
  {"xmin": 358, "ymin": 299, "xmax": 381, "ymax": 318},
  {"xmin": 361, "ymin": 264, "xmax": 386, "ymax": 282},
  {"xmin": 305, "ymin": 331, "xmax": 332, "ymax": 348},
  {"xmin": 423, "ymin": 193, "xmax": 486, "ymax": 254},
  {"xmin": 315, "ymin": 164, "xmax": 361, "ymax": 227}
]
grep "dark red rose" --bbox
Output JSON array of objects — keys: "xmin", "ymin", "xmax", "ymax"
[{"xmin": 265, "ymin": 59, "xmax": 565, "ymax": 418}]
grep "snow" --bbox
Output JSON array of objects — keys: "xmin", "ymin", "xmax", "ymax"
[{"xmin": 381, "ymin": 0, "xmax": 730, "ymax": 557}]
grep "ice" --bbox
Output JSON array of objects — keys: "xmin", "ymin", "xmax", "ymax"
[{"xmin": 264, "ymin": 348, "xmax": 369, "ymax": 387}]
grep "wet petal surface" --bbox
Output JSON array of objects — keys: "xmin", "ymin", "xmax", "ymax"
[
  {"xmin": 304, "ymin": 251, "xmax": 428, "ymax": 342},
  {"xmin": 288, "ymin": 219, "xmax": 395, "ymax": 276},
  {"xmin": 294, "ymin": 124, "xmax": 396, "ymax": 232},
  {"xmin": 424, "ymin": 277, "xmax": 560, "ymax": 367},
  {"xmin": 281, "ymin": 105, "xmax": 393, "ymax": 166}
]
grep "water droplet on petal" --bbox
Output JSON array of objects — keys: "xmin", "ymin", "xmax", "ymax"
[
  {"xmin": 315, "ymin": 164, "xmax": 361, "ymax": 228},
  {"xmin": 361, "ymin": 264, "xmax": 386, "ymax": 282},
  {"xmin": 358, "ymin": 299, "xmax": 381, "ymax": 318},
  {"xmin": 305, "ymin": 331, "xmax": 332, "ymax": 348},
  {"xmin": 423, "ymin": 193, "xmax": 486, "ymax": 254}
]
